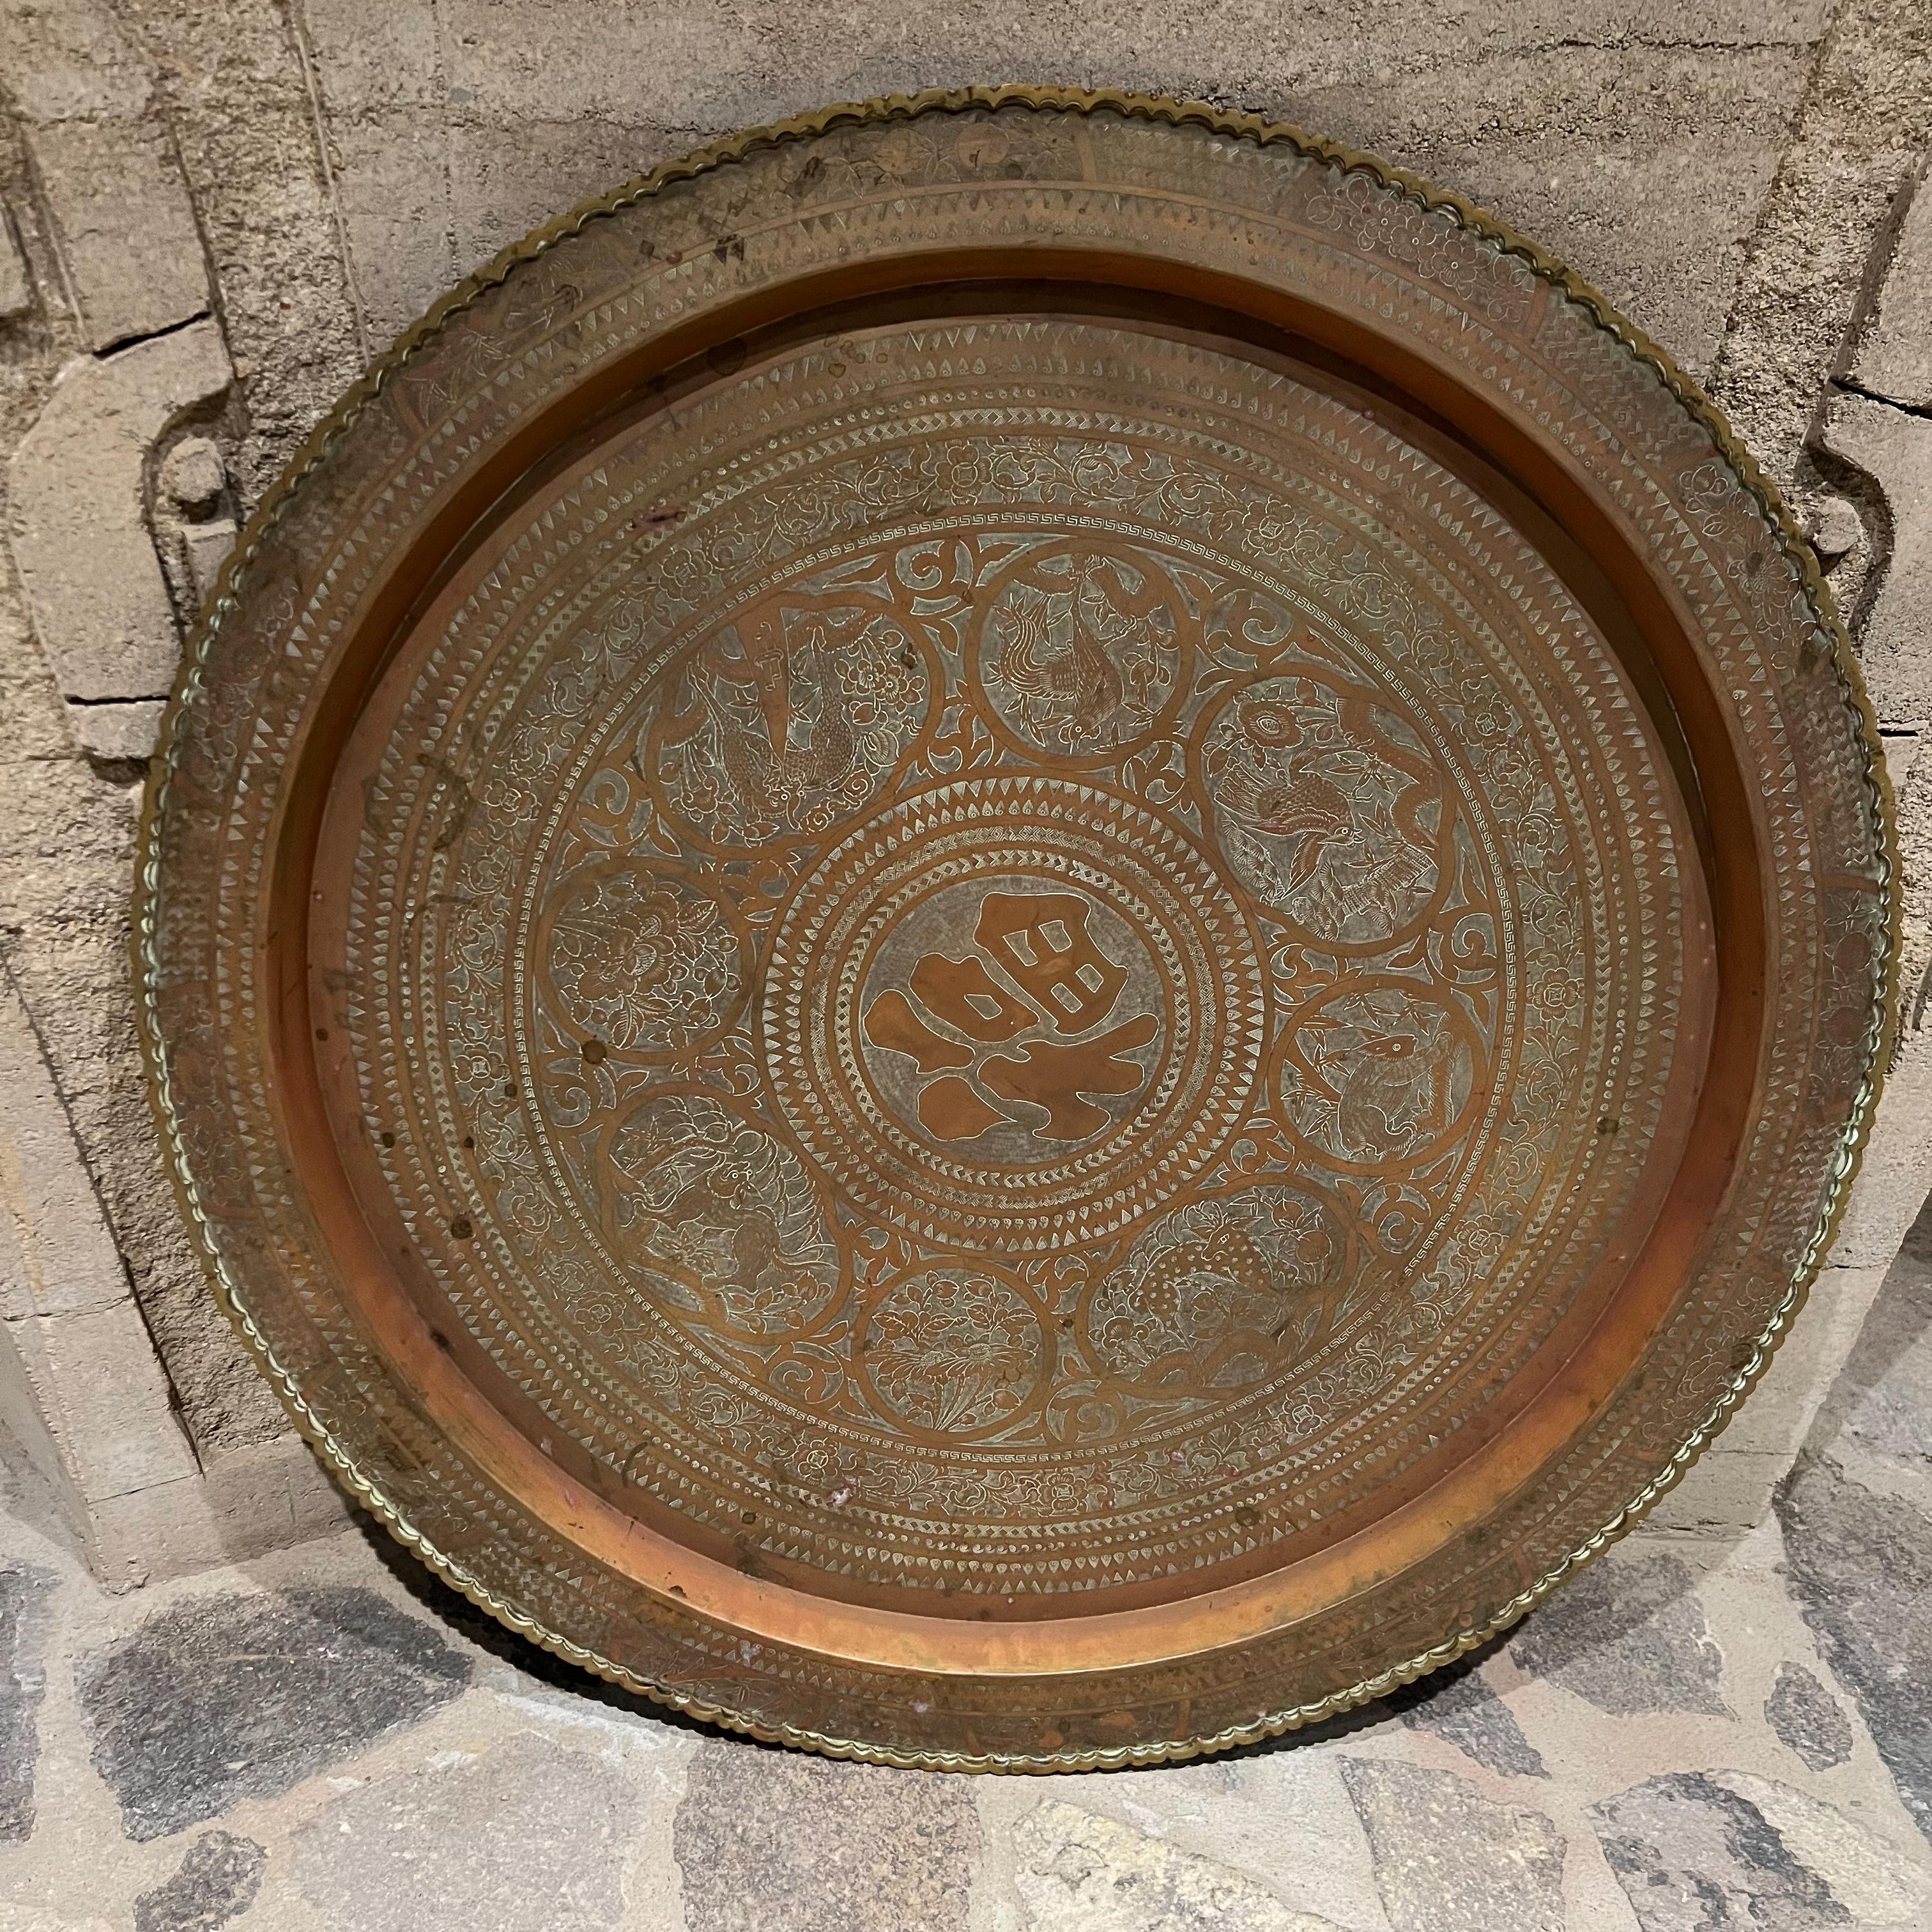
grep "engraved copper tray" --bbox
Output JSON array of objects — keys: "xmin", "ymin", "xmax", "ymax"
[{"xmin": 137, "ymin": 89, "xmax": 1896, "ymax": 1770}]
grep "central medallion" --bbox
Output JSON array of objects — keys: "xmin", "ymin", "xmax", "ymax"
[{"xmin": 763, "ymin": 775, "xmax": 1268, "ymax": 1252}]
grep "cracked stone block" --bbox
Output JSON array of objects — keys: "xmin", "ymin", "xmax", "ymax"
[
  {"xmin": 1508, "ymin": 1551, "xmax": 1729, "ymax": 1715},
  {"xmin": 65, "ymin": 700, "xmax": 170, "ymax": 763},
  {"xmin": 1010, "ymin": 1800, "xmax": 1342, "ymax": 1931},
  {"xmin": 1340, "ymin": 1757, "xmax": 1566, "ymax": 1932},
  {"xmin": 288, "ymin": 1733, "xmax": 629, "ymax": 1932},
  {"xmin": 1765, "ymin": 1662, "xmax": 1856, "ymax": 1772},
  {"xmin": 0, "ymin": 1562, "xmax": 56, "ymax": 1843},
  {"xmin": 0, "ymin": 210, "xmax": 31, "ymax": 323},
  {"xmin": 75, "ymin": 1584, "xmax": 470, "ymax": 1841},
  {"xmin": 22, "ymin": 117, "xmax": 210, "ymax": 351},
  {"xmin": 1777, "ymin": 1454, "xmax": 1932, "ymax": 1847},
  {"xmin": 1851, "ymin": 172, "xmax": 1932, "ymax": 413},
  {"xmin": 1397, "ymin": 1660, "xmax": 1548, "ymax": 1779},
  {"xmin": 1820, "ymin": 392, "xmax": 1932, "ymax": 726},
  {"xmin": 1594, "ymin": 1768, "xmax": 1931, "ymax": 1930},
  {"xmin": 180, "ymin": 524, "xmax": 238, "ymax": 610},
  {"xmin": 6, "ymin": 320, "xmax": 231, "ymax": 721},
  {"xmin": 673, "ymin": 1739, "xmax": 978, "ymax": 1932},
  {"xmin": 134, "ymin": 1830, "xmax": 266, "ymax": 1932}
]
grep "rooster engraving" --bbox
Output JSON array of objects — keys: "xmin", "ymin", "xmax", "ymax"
[
  {"xmin": 656, "ymin": 594, "xmax": 923, "ymax": 841},
  {"xmin": 983, "ymin": 549, "xmax": 1178, "ymax": 752},
  {"xmin": 1207, "ymin": 681, "xmax": 1441, "ymax": 946}
]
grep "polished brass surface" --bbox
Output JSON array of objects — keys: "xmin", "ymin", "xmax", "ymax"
[{"xmin": 136, "ymin": 89, "xmax": 1896, "ymax": 1770}]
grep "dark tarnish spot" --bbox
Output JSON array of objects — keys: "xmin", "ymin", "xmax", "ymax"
[
  {"xmin": 134, "ymin": 1830, "xmax": 267, "ymax": 1932},
  {"xmin": 628, "ymin": 503, "xmax": 684, "ymax": 535},
  {"xmin": 675, "ymin": 1741, "xmax": 979, "ymax": 1932},
  {"xmin": 75, "ymin": 1586, "xmax": 470, "ymax": 1842},
  {"xmin": 414, "ymin": 753, "xmax": 471, "ymax": 853},
  {"xmin": 0, "ymin": 1562, "xmax": 56, "ymax": 1844}
]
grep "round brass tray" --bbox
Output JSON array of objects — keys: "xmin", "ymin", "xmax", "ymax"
[{"xmin": 137, "ymin": 89, "xmax": 1896, "ymax": 1771}]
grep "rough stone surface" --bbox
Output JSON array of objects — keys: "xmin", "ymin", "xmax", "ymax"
[
  {"xmin": 287, "ymin": 1734, "xmax": 630, "ymax": 1931},
  {"xmin": 1708, "ymin": 0, "xmax": 1932, "ymax": 496},
  {"xmin": 75, "ymin": 1585, "xmax": 470, "ymax": 1841},
  {"xmin": 1340, "ymin": 1756, "xmax": 1567, "ymax": 1932},
  {"xmin": 1010, "ymin": 1801, "xmax": 1342, "ymax": 1931},
  {"xmin": 0, "ymin": 1561, "xmax": 53, "ymax": 1843},
  {"xmin": 158, "ymin": 439, "xmax": 224, "ymax": 518},
  {"xmin": 1397, "ymin": 1660, "xmax": 1548, "ymax": 1778},
  {"xmin": 0, "ymin": 613, "xmax": 288, "ymax": 1464},
  {"xmin": 1765, "ymin": 1662, "xmax": 1856, "ymax": 1773},
  {"xmin": 1777, "ymin": 1455, "xmax": 1932, "ymax": 1847},
  {"xmin": 673, "ymin": 1739, "xmax": 979, "ymax": 1931},
  {"xmin": 0, "ymin": 976, "xmax": 206, "ymax": 1573},
  {"xmin": 132, "ymin": 1830, "xmax": 266, "ymax": 1932},
  {"xmin": 1509, "ymin": 1551, "xmax": 1729, "ymax": 1717}
]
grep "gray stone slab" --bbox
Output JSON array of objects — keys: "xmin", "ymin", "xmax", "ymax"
[
  {"xmin": 0, "ymin": 1561, "xmax": 55, "ymax": 1843},
  {"xmin": 1777, "ymin": 1454, "xmax": 1932, "ymax": 1846},
  {"xmin": 1397, "ymin": 1660, "xmax": 1547, "ymax": 1779},
  {"xmin": 1594, "ymin": 1771, "xmax": 1853, "ymax": 1930},
  {"xmin": 1765, "ymin": 1662, "xmax": 1856, "ymax": 1774},
  {"xmin": 674, "ymin": 1739, "xmax": 979, "ymax": 1932},
  {"xmin": 75, "ymin": 1584, "xmax": 470, "ymax": 1841},
  {"xmin": 1340, "ymin": 1757, "xmax": 1567, "ymax": 1932},
  {"xmin": 134, "ymin": 1829, "xmax": 266, "ymax": 1932},
  {"xmin": 288, "ymin": 1732, "xmax": 630, "ymax": 1932},
  {"xmin": 1509, "ymin": 1551, "xmax": 1729, "ymax": 1716},
  {"xmin": 1010, "ymin": 1800, "xmax": 1343, "ymax": 1931}
]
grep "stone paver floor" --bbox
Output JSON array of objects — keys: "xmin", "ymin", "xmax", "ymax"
[{"xmin": 4, "ymin": 1236, "xmax": 1931, "ymax": 1932}]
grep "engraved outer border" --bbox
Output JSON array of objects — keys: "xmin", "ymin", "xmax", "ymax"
[{"xmin": 134, "ymin": 86, "xmax": 1899, "ymax": 1772}]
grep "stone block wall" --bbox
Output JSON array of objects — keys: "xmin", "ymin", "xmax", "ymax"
[{"xmin": 0, "ymin": 0, "xmax": 1927, "ymax": 1581}]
